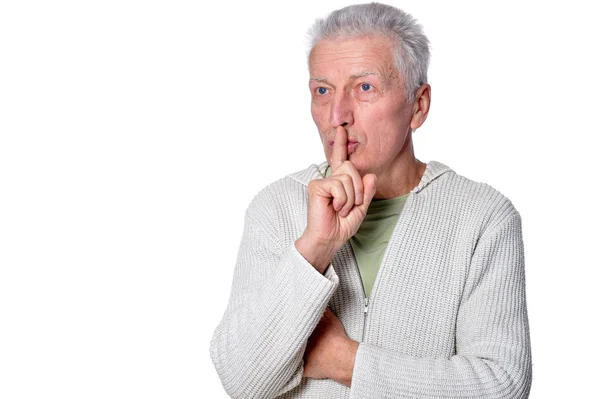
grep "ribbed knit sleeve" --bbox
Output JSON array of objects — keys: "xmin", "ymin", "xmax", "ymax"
[
  {"xmin": 350, "ymin": 212, "xmax": 532, "ymax": 398},
  {"xmin": 210, "ymin": 198, "xmax": 339, "ymax": 399}
]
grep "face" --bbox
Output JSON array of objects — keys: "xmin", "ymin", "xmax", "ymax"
[{"xmin": 309, "ymin": 35, "xmax": 421, "ymax": 177}]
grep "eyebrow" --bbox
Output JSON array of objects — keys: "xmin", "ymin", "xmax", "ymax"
[
  {"xmin": 350, "ymin": 71, "xmax": 378, "ymax": 79},
  {"xmin": 309, "ymin": 71, "xmax": 379, "ymax": 83}
]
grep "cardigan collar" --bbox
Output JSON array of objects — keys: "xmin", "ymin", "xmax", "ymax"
[{"xmin": 288, "ymin": 160, "xmax": 452, "ymax": 194}]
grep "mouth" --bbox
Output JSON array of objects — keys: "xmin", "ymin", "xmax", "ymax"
[
  {"xmin": 346, "ymin": 138, "xmax": 358, "ymax": 145},
  {"xmin": 347, "ymin": 141, "xmax": 358, "ymax": 154},
  {"xmin": 328, "ymin": 139, "xmax": 359, "ymax": 155}
]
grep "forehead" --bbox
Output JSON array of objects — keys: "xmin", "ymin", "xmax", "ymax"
[{"xmin": 309, "ymin": 35, "xmax": 398, "ymax": 80}]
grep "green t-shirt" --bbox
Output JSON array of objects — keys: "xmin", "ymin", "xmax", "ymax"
[
  {"xmin": 350, "ymin": 194, "xmax": 408, "ymax": 297},
  {"xmin": 323, "ymin": 166, "xmax": 408, "ymax": 297}
]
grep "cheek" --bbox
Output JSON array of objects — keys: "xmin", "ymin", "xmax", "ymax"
[
  {"xmin": 360, "ymin": 106, "xmax": 410, "ymax": 150},
  {"xmin": 374, "ymin": 102, "xmax": 405, "ymax": 123},
  {"xmin": 311, "ymin": 102, "xmax": 323, "ymax": 119},
  {"xmin": 311, "ymin": 106, "xmax": 330, "ymax": 132},
  {"xmin": 311, "ymin": 106, "xmax": 330, "ymax": 150}
]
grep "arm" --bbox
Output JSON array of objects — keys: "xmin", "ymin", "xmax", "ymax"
[
  {"xmin": 348, "ymin": 212, "xmax": 532, "ymax": 398},
  {"xmin": 209, "ymin": 203, "xmax": 339, "ymax": 399},
  {"xmin": 211, "ymin": 127, "xmax": 377, "ymax": 398}
]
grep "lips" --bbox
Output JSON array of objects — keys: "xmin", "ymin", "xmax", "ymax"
[
  {"xmin": 328, "ymin": 139, "xmax": 358, "ymax": 146},
  {"xmin": 327, "ymin": 138, "xmax": 359, "ymax": 155},
  {"xmin": 347, "ymin": 141, "xmax": 358, "ymax": 154}
]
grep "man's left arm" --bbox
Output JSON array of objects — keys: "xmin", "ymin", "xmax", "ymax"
[{"xmin": 304, "ymin": 212, "xmax": 532, "ymax": 399}]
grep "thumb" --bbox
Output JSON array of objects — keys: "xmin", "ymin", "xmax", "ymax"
[{"xmin": 357, "ymin": 174, "xmax": 377, "ymax": 214}]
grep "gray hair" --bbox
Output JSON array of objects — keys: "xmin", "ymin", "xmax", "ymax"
[{"xmin": 307, "ymin": 2, "xmax": 430, "ymax": 102}]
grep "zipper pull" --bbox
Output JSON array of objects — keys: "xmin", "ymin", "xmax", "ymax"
[{"xmin": 364, "ymin": 297, "xmax": 369, "ymax": 314}]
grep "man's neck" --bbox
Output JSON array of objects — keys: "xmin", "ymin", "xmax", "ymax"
[
  {"xmin": 374, "ymin": 158, "xmax": 427, "ymax": 199},
  {"xmin": 372, "ymin": 133, "xmax": 427, "ymax": 199}
]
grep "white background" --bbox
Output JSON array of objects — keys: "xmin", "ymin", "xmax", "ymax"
[{"xmin": 1, "ymin": 0, "xmax": 599, "ymax": 398}]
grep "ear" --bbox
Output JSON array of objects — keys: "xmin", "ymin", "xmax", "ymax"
[{"xmin": 410, "ymin": 84, "xmax": 431, "ymax": 130}]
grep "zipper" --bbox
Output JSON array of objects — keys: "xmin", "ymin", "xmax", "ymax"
[
  {"xmin": 351, "ymin": 191, "xmax": 417, "ymax": 343},
  {"xmin": 351, "ymin": 248, "xmax": 370, "ymax": 342},
  {"xmin": 362, "ymin": 296, "xmax": 369, "ymax": 341}
]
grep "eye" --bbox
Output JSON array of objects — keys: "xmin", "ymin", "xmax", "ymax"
[
  {"xmin": 360, "ymin": 83, "xmax": 372, "ymax": 91},
  {"xmin": 317, "ymin": 87, "xmax": 328, "ymax": 95}
]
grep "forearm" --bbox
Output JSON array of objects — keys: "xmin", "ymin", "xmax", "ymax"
[
  {"xmin": 309, "ymin": 331, "xmax": 530, "ymax": 396},
  {"xmin": 210, "ymin": 243, "xmax": 339, "ymax": 398},
  {"xmin": 306, "ymin": 335, "xmax": 530, "ymax": 396},
  {"xmin": 351, "ymin": 344, "xmax": 531, "ymax": 398}
]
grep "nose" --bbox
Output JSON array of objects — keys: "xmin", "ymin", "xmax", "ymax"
[{"xmin": 329, "ymin": 91, "xmax": 354, "ymax": 128}]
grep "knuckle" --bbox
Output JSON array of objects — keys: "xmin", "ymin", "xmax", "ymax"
[
  {"xmin": 308, "ymin": 180, "xmax": 323, "ymax": 195},
  {"xmin": 339, "ymin": 174, "xmax": 352, "ymax": 185},
  {"xmin": 331, "ymin": 178, "xmax": 343, "ymax": 189}
]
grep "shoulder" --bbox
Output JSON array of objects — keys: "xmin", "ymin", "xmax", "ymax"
[
  {"xmin": 238, "ymin": 163, "xmax": 327, "ymax": 248},
  {"xmin": 421, "ymin": 160, "xmax": 520, "ymax": 233},
  {"xmin": 243, "ymin": 162, "xmax": 326, "ymax": 230},
  {"xmin": 249, "ymin": 162, "xmax": 326, "ymax": 208}
]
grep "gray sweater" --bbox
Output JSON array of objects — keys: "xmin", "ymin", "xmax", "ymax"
[{"xmin": 210, "ymin": 161, "xmax": 532, "ymax": 398}]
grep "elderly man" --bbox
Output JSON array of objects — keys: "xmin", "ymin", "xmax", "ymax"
[{"xmin": 210, "ymin": 3, "xmax": 532, "ymax": 398}]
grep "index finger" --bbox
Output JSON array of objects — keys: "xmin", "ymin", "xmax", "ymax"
[{"xmin": 330, "ymin": 126, "xmax": 348, "ymax": 171}]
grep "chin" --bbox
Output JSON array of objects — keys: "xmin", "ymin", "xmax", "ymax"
[{"xmin": 348, "ymin": 156, "xmax": 372, "ymax": 176}]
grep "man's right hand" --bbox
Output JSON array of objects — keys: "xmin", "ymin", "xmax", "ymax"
[{"xmin": 295, "ymin": 127, "xmax": 377, "ymax": 273}]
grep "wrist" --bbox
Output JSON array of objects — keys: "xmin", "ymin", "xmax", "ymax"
[
  {"xmin": 295, "ymin": 234, "xmax": 337, "ymax": 274},
  {"xmin": 329, "ymin": 337, "xmax": 358, "ymax": 387}
]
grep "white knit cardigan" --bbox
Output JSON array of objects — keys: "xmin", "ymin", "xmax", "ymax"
[{"xmin": 210, "ymin": 160, "xmax": 532, "ymax": 398}]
